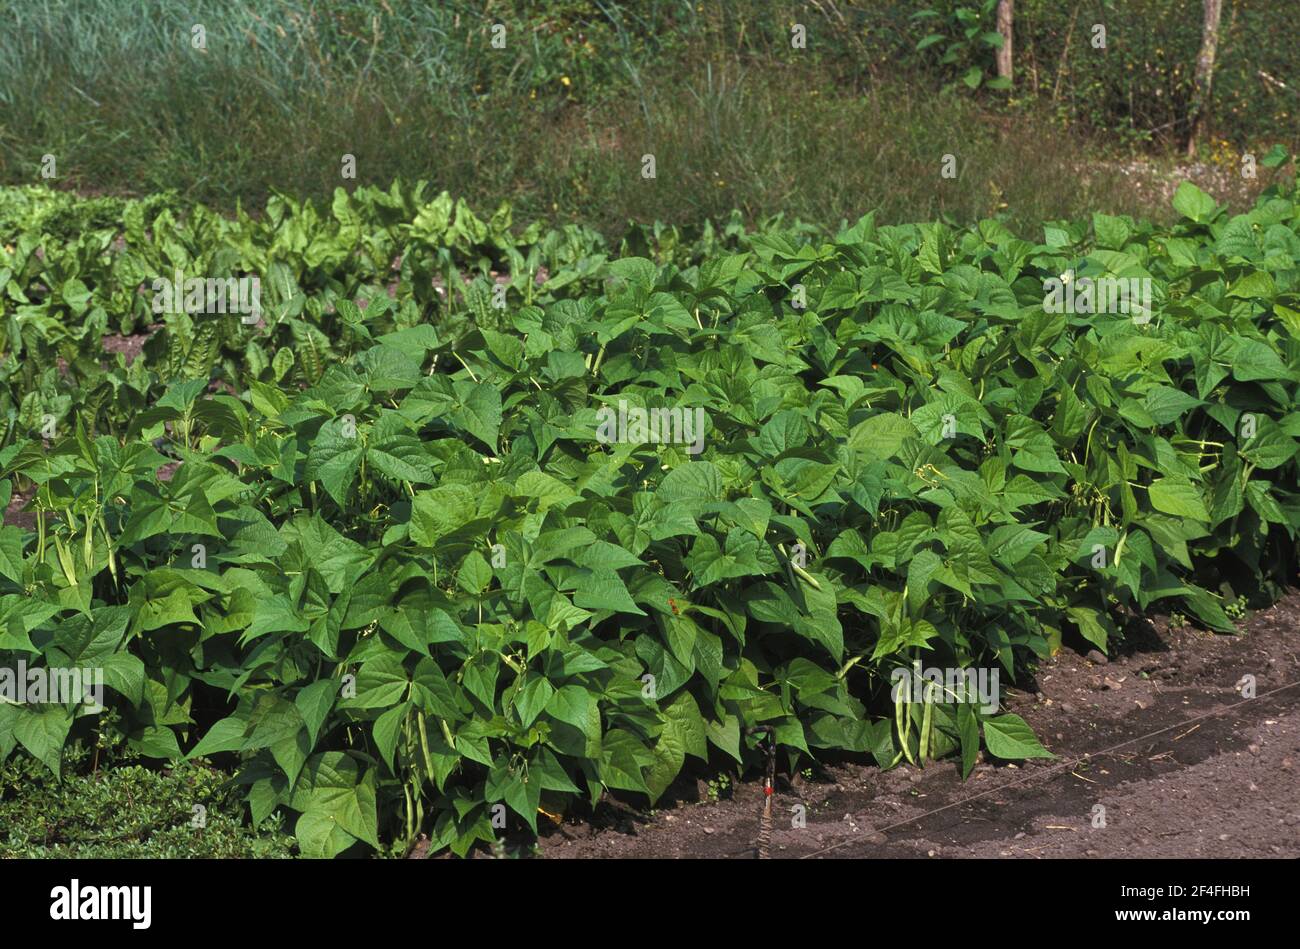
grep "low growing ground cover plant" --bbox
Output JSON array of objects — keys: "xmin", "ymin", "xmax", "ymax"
[
  {"xmin": 0, "ymin": 744, "xmax": 295, "ymax": 857},
  {"xmin": 0, "ymin": 161, "xmax": 1298, "ymax": 856}
]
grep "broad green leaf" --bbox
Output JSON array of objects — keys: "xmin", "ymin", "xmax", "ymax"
[
  {"xmin": 1171, "ymin": 181, "xmax": 1217, "ymax": 223},
  {"xmin": 1147, "ymin": 477, "xmax": 1209, "ymax": 521},
  {"xmin": 982, "ymin": 714, "xmax": 1054, "ymax": 760}
]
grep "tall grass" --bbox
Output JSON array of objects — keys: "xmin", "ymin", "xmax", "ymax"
[{"xmin": 0, "ymin": 0, "xmax": 1266, "ymax": 234}]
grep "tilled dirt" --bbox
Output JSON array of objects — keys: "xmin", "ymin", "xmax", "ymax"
[
  {"xmin": 101, "ymin": 331, "xmax": 151, "ymax": 365},
  {"xmin": 540, "ymin": 594, "xmax": 1300, "ymax": 859},
  {"xmin": 2, "ymin": 490, "xmax": 36, "ymax": 531}
]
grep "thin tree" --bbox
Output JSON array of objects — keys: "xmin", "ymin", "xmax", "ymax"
[
  {"xmin": 996, "ymin": 0, "xmax": 1014, "ymax": 88},
  {"xmin": 1186, "ymin": 0, "xmax": 1224, "ymax": 157}
]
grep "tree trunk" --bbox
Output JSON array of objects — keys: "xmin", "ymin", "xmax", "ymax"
[
  {"xmin": 996, "ymin": 0, "xmax": 1014, "ymax": 87},
  {"xmin": 1187, "ymin": 0, "xmax": 1224, "ymax": 157}
]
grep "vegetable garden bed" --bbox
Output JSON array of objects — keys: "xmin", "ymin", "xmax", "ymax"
[{"xmin": 1, "ymin": 165, "xmax": 1298, "ymax": 857}]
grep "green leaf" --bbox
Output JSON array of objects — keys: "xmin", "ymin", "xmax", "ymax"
[
  {"xmin": 545, "ymin": 685, "xmax": 596, "ymax": 733},
  {"xmin": 1066, "ymin": 605, "xmax": 1112, "ymax": 653},
  {"xmin": 457, "ymin": 551, "xmax": 493, "ymax": 595},
  {"xmin": 411, "ymin": 657, "xmax": 463, "ymax": 720},
  {"xmin": 848, "ymin": 413, "xmax": 917, "ymax": 461},
  {"xmin": 1171, "ymin": 181, "xmax": 1217, "ymax": 223},
  {"xmin": 373, "ymin": 703, "xmax": 407, "ymax": 773},
  {"xmin": 657, "ymin": 462, "xmax": 722, "ymax": 509},
  {"xmin": 514, "ymin": 676, "xmax": 554, "ymax": 729},
  {"xmin": 645, "ymin": 723, "xmax": 685, "ymax": 803},
  {"xmin": 1147, "ymin": 477, "xmax": 1209, "ymax": 521},
  {"xmin": 1231, "ymin": 340, "xmax": 1290, "ymax": 382},
  {"xmin": 130, "ymin": 725, "xmax": 183, "ymax": 759},
  {"xmin": 295, "ymin": 680, "xmax": 338, "ymax": 748},
  {"xmin": 306, "ymin": 417, "xmax": 364, "ymax": 507},
  {"xmin": 188, "ymin": 716, "xmax": 250, "ymax": 759},
  {"xmin": 608, "ymin": 257, "xmax": 657, "ymax": 293},
  {"xmin": 1261, "ymin": 145, "xmax": 1289, "ymax": 168},
  {"xmin": 0, "ymin": 525, "xmax": 25, "ymax": 583},
  {"xmin": 573, "ymin": 569, "xmax": 645, "ymax": 615},
  {"xmin": 598, "ymin": 729, "xmax": 652, "ymax": 795},
  {"xmin": 291, "ymin": 753, "xmax": 381, "ymax": 855},
  {"xmin": 342, "ymin": 654, "xmax": 409, "ymax": 709},
  {"xmin": 706, "ymin": 714, "xmax": 742, "ymax": 763},
  {"xmin": 410, "ymin": 484, "xmax": 478, "ymax": 546},
  {"xmin": 982, "ymin": 714, "xmax": 1054, "ymax": 760},
  {"xmin": 13, "ymin": 706, "xmax": 73, "ymax": 776},
  {"xmin": 451, "ymin": 380, "xmax": 502, "ymax": 450}
]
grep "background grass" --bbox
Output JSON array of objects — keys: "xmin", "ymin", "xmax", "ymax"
[{"xmin": 0, "ymin": 0, "xmax": 1293, "ymax": 234}]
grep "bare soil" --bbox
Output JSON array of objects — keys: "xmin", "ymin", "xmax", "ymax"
[
  {"xmin": 539, "ymin": 594, "xmax": 1300, "ymax": 859},
  {"xmin": 3, "ymin": 490, "xmax": 36, "ymax": 530},
  {"xmin": 101, "ymin": 331, "xmax": 150, "ymax": 365}
]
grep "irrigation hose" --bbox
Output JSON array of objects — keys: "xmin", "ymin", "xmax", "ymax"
[{"xmin": 746, "ymin": 725, "xmax": 777, "ymax": 859}]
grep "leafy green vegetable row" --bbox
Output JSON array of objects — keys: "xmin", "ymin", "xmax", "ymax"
[{"xmin": 1, "ymin": 169, "xmax": 1298, "ymax": 856}]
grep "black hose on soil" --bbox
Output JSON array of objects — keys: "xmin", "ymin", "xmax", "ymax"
[{"xmin": 746, "ymin": 726, "xmax": 777, "ymax": 859}]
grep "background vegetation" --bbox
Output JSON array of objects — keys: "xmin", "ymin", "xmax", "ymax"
[{"xmin": 0, "ymin": 0, "xmax": 1295, "ymax": 233}]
